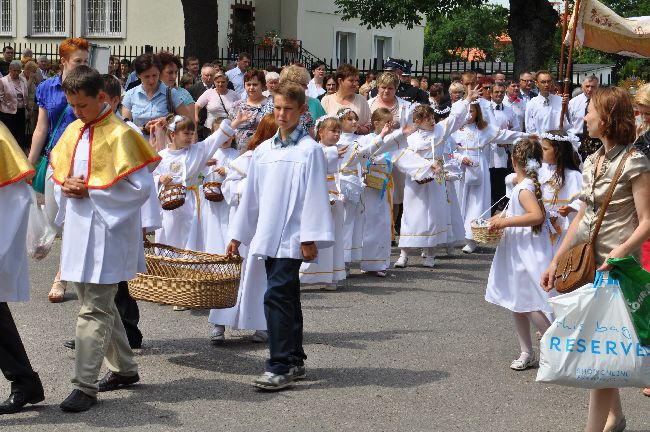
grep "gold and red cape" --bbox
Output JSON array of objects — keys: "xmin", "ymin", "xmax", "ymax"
[{"xmin": 0, "ymin": 122, "xmax": 35, "ymax": 188}]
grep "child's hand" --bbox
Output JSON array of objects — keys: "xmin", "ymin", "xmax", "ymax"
[
  {"xmin": 160, "ymin": 174, "xmax": 173, "ymax": 186},
  {"xmin": 402, "ymin": 124, "xmax": 417, "ymax": 136},
  {"xmin": 62, "ymin": 176, "xmax": 88, "ymax": 199},
  {"xmin": 461, "ymin": 157, "xmax": 473, "ymax": 166},
  {"xmin": 206, "ymin": 159, "xmax": 217, "ymax": 167},
  {"xmin": 488, "ymin": 216, "xmax": 506, "ymax": 231},
  {"xmin": 466, "ymin": 84, "xmax": 481, "ymax": 102},
  {"xmin": 430, "ymin": 164, "xmax": 441, "ymax": 174},
  {"xmin": 301, "ymin": 242, "xmax": 318, "ymax": 260},
  {"xmin": 379, "ymin": 122, "xmax": 392, "ymax": 139},
  {"xmin": 557, "ymin": 205, "xmax": 575, "ymax": 217},
  {"xmin": 540, "ymin": 262, "xmax": 558, "ymax": 292},
  {"xmin": 231, "ymin": 110, "xmax": 254, "ymax": 129},
  {"xmin": 337, "ymin": 145, "xmax": 348, "ymax": 158},
  {"xmin": 226, "ymin": 240, "xmax": 241, "ymax": 257},
  {"xmin": 216, "ymin": 167, "xmax": 226, "ymax": 176}
]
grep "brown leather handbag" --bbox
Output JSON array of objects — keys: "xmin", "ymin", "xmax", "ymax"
[{"xmin": 554, "ymin": 149, "xmax": 634, "ymax": 294}]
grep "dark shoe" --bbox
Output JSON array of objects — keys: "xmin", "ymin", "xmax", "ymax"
[
  {"xmin": 97, "ymin": 371, "xmax": 140, "ymax": 392},
  {"xmin": 0, "ymin": 389, "xmax": 45, "ymax": 415},
  {"xmin": 63, "ymin": 339, "xmax": 75, "ymax": 350},
  {"xmin": 291, "ymin": 365, "xmax": 306, "ymax": 380},
  {"xmin": 60, "ymin": 390, "xmax": 97, "ymax": 413}
]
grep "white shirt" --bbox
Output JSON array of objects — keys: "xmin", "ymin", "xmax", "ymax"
[
  {"xmin": 225, "ymin": 67, "xmax": 246, "ymax": 99},
  {"xmin": 503, "ymin": 96, "xmax": 526, "ymax": 130},
  {"xmin": 306, "ymin": 79, "xmax": 326, "ymax": 99},
  {"xmin": 525, "ymin": 93, "xmax": 567, "ymax": 134},
  {"xmin": 490, "ymin": 100, "xmax": 521, "ymax": 168},
  {"xmin": 567, "ymin": 92, "xmax": 589, "ymax": 136},
  {"xmin": 229, "ymin": 134, "xmax": 335, "ymax": 259}
]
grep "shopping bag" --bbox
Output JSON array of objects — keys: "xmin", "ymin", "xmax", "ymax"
[
  {"xmin": 31, "ymin": 155, "xmax": 49, "ymax": 194},
  {"xmin": 26, "ymin": 190, "xmax": 56, "ymax": 261},
  {"xmin": 536, "ymin": 272, "xmax": 650, "ymax": 389},
  {"xmin": 608, "ymin": 257, "xmax": 650, "ymax": 346},
  {"xmin": 463, "ymin": 162, "xmax": 482, "ymax": 186}
]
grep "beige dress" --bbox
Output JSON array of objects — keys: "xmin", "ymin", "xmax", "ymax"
[
  {"xmin": 321, "ymin": 93, "xmax": 371, "ymax": 128},
  {"xmin": 573, "ymin": 143, "xmax": 650, "ymax": 263}
]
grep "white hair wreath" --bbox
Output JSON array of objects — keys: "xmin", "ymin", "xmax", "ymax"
[
  {"xmin": 315, "ymin": 115, "xmax": 337, "ymax": 131},
  {"xmin": 336, "ymin": 108, "xmax": 354, "ymax": 119},
  {"xmin": 167, "ymin": 115, "xmax": 185, "ymax": 132},
  {"xmin": 525, "ymin": 158, "xmax": 541, "ymax": 172},
  {"xmin": 540, "ymin": 132, "xmax": 580, "ymax": 144}
]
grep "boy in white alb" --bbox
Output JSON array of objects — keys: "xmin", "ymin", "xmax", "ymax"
[
  {"xmin": 227, "ymin": 82, "xmax": 334, "ymax": 391},
  {"xmin": 49, "ymin": 66, "xmax": 160, "ymax": 412}
]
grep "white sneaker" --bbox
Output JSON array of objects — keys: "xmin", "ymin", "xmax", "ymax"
[
  {"xmin": 423, "ymin": 256, "xmax": 436, "ymax": 268},
  {"xmin": 420, "ymin": 249, "xmax": 427, "ymax": 258},
  {"xmin": 210, "ymin": 325, "xmax": 226, "ymax": 345},
  {"xmin": 394, "ymin": 255, "xmax": 408, "ymax": 268},
  {"xmin": 462, "ymin": 240, "xmax": 478, "ymax": 254},
  {"xmin": 173, "ymin": 306, "xmax": 187, "ymax": 311}
]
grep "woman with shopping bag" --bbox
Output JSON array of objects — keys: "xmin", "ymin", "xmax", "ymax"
[{"xmin": 540, "ymin": 87, "xmax": 650, "ymax": 432}]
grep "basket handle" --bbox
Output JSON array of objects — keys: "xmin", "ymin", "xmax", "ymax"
[{"xmin": 478, "ymin": 194, "xmax": 508, "ymax": 220}]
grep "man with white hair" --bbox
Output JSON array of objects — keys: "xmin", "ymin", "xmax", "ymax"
[
  {"xmin": 567, "ymin": 75, "xmax": 600, "ymax": 158},
  {"xmin": 263, "ymin": 71, "xmax": 280, "ymax": 97},
  {"xmin": 37, "ymin": 56, "xmax": 50, "ymax": 81}
]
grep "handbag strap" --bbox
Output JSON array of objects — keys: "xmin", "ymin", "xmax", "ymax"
[
  {"xmin": 166, "ymin": 86, "xmax": 174, "ymax": 114},
  {"xmin": 45, "ymin": 104, "xmax": 70, "ymax": 156},
  {"xmin": 589, "ymin": 148, "xmax": 635, "ymax": 244},
  {"xmin": 216, "ymin": 91, "xmax": 230, "ymax": 117}
]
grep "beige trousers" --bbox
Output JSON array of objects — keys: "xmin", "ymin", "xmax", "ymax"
[{"xmin": 71, "ymin": 282, "xmax": 138, "ymax": 396}]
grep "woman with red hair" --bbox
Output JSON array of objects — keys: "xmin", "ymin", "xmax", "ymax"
[{"xmin": 26, "ymin": 37, "xmax": 89, "ymax": 303}]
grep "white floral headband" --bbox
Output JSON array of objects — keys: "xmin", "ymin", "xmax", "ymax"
[
  {"xmin": 315, "ymin": 115, "xmax": 338, "ymax": 131},
  {"xmin": 167, "ymin": 115, "xmax": 185, "ymax": 132},
  {"xmin": 469, "ymin": 100, "xmax": 481, "ymax": 105},
  {"xmin": 540, "ymin": 132, "xmax": 580, "ymax": 145},
  {"xmin": 433, "ymin": 106, "xmax": 451, "ymax": 115},
  {"xmin": 337, "ymin": 108, "xmax": 354, "ymax": 119}
]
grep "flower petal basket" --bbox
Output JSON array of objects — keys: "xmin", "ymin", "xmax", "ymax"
[{"xmin": 129, "ymin": 241, "xmax": 242, "ymax": 309}]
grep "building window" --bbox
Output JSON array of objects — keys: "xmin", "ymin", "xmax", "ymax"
[
  {"xmin": 83, "ymin": 0, "xmax": 126, "ymax": 38},
  {"xmin": 28, "ymin": 0, "xmax": 68, "ymax": 36},
  {"xmin": 374, "ymin": 36, "xmax": 392, "ymax": 65},
  {"xmin": 0, "ymin": 0, "xmax": 15, "ymax": 37},
  {"xmin": 336, "ymin": 31, "xmax": 356, "ymax": 63}
]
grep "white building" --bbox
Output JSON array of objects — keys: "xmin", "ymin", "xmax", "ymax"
[{"xmin": 0, "ymin": 0, "xmax": 424, "ymax": 65}]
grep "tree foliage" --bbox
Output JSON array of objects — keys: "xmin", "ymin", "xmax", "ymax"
[
  {"xmin": 333, "ymin": 0, "xmax": 486, "ymax": 29},
  {"xmin": 424, "ymin": 5, "xmax": 512, "ymax": 64}
]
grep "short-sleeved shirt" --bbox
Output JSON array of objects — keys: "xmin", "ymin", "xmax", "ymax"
[
  {"xmin": 320, "ymin": 93, "xmax": 371, "ymax": 128},
  {"xmin": 573, "ymin": 143, "xmax": 650, "ymax": 263},
  {"xmin": 196, "ymin": 88, "xmax": 238, "ymax": 128},
  {"xmin": 35, "ymin": 75, "xmax": 78, "ymax": 153},
  {"xmin": 176, "ymin": 87, "xmax": 195, "ymax": 106},
  {"xmin": 122, "ymin": 81, "xmax": 183, "ymax": 128}
]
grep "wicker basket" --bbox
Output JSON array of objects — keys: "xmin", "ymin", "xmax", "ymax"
[
  {"xmin": 129, "ymin": 241, "xmax": 242, "ymax": 309},
  {"xmin": 158, "ymin": 184, "xmax": 186, "ymax": 210},
  {"xmin": 470, "ymin": 219, "xmax": 504, "ymax": 246},
  {"xmin": 203, "ymin": 181, "xmax": 224, "ymax": 202}
]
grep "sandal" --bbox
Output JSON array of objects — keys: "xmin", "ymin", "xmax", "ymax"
[
  {"xmin": 510, "ymin": 352, "xmax": 537, "ymax": 371},
  {"xmin": 48, "ymin": 271, "xmax": 67, "ymax": 303},
  {"xmin": 375, "ymin": 270, "xmax": 387, "ymax": 278}
]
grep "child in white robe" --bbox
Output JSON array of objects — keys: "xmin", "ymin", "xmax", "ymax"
[
  {"xmin": 201, "ymin": 118, "xmax": 240, "ymax": 254},
  {"xmin": 395, "ymin": 97, "xmax": 474, "ymax": 268},
  {"xmin": 452, "ymin": 102, "xmax": 530, "ymax": 254},
  {"xmin": 342, "ymin": 109, "xmax": 438, "ymax": 276},
  {"xmin": 484, "ymin": 138, "xmax": 553, "ymax": 371},
  {"xmin": 227, "ymin": 82, "xmax": 335, "ymax": 390},
  {"xmin": 538, "ymin": 130, "xmax": 583, "ymax": 253},
  {"xmin": 208, "ymin": 113, "xmax": 278, "ymax": 344},
  {"xmin": 154, "ymin": 111, "xmax": 250, "ymax": 251},
  {"xmin": 300, "ymin": 116, "xmax": 346, "ymax": 289},
  {"xmin": 50, "ymin": 66, "xmax": 160, "ymax": 411},
  {"xmin": 336, "ymin": 108, "xmax": 364, "ymax": 267}
]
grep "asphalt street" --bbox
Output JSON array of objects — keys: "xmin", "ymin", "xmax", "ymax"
[{"xmin": 2, "ymin": 240, "xmax": 649, "ymax": 431}]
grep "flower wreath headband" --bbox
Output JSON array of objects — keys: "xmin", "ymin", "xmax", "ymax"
[
  {"xmin": 315, "ymin": 115, "xmax": 339, "ymax": 131},
  {"xmin": 433, "ymin": 106, "xmax": 451, "ymax": 115},
  {"xmin": 336, "ymin": 108, "xmax": 354, "ymax": 119},
  {"xmin": 539, "ymin": 132, "xmax": 580, "ymax": 145}
]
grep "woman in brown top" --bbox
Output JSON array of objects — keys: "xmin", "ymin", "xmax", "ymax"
[{"xmin": 541, "ymin": 87, "xmax": 650, "ymax": 432}]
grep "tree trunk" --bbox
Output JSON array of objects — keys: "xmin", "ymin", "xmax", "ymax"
[
  {"xmin": 509, "ymin": 0, "xmax": 558, "ymax": 78},
  {"xmin": 181, "ymin": 0, "xmax": 220, "ymax": 64}
]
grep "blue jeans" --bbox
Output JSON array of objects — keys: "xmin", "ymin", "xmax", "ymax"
[{"xmin": 264, "ymin": 258, "xmax": 306, "ymax": 375}]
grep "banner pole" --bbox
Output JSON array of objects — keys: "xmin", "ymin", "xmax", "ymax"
[
  {"xmin": 560, "ymin": 0, "xmax": 582, "ymax": 129},
  {"xmin": 558, "ymin": 0, "xmax": 570, "ymax": 80}
]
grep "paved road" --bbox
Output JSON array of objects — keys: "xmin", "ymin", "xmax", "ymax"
[{"xmin": 2, "ymin": 241, "xmax": 649, "ymax": 431}]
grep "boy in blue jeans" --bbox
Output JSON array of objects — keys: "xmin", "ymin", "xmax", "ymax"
[{"xmin": 227, "ymin": 82, "xmax": 334, "ymax": 390}]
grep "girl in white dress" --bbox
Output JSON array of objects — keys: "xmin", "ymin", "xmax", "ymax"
[
  {"xmin": 538, "ymin": 130, "xmax": 583, "ymax": 253},
  {"xmin": 395, "ymin": 99, "xmax": 472, "ymax": 268},
  {"xmin": 342, "ymin": 109, "xmax": 437, "ymax": 276},
  {"xmin": 484, "ymin": 138, "xmax": 553, "ymax": 371},
  {"xmin": 201, "ymin": 119, "xmax": 240, "ymax": 254},
  {"xmin": 452, "ymin": 102, "xmax": 530, "ymax": 254},
  {"xmin": 337, "ymin": 108, "xmax": 364, "ymax": 267},
  {"xmin": 299, "ymin": 116, "xmax": 346, "ymax": 289},
  {"xmin": 208, "ymin": 113, "xmax": 277, "ymax": 344},
  {"xmin": 154, "ymin": 112, "xmax": 249, "ymax": 251}
]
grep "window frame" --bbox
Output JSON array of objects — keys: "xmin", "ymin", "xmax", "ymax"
[
  {"xmin": 333, "ymin": 28, "xmax": 357, "ymax": 64},
  {"xmin": 27, "ymin": 0, "xmax": 71, "ymax": 38},
  {"xmin": 372, "ymin": 31, "xmax": 394, "ymax": 67},
  {"xmin": 0, "ymin": 0, "xmax": 17, "ymax": 37},
  {"xmin": 81, "ymin": 0, "xmax": 127, "ymax": 39}
]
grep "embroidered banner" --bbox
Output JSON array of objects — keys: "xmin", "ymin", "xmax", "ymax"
[{"xmin": 565, "ymin": 0, "xmax": 650, "ymax": 58}]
